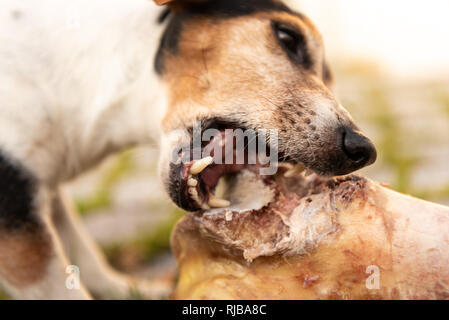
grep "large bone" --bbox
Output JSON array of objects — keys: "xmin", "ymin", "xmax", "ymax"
[{"xmin": 171, "ymin": 173, "xmax": 449, "ymax": 299}]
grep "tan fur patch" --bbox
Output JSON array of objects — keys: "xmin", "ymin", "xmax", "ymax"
[
  {"xmin": 0, "ymin": 227, "xmax": 53, "ymax": 288},
  {"xmin": 160, "ymin": 11, "xmax": 328, "ymax": 133},
  {"xmin": 158, "ymin": 9, "xmax": 364, "ymax": 175}
]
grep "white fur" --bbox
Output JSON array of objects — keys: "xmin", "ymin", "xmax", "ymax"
[
  {"xmin": 0, "ymin": 0, "xmax": 167, "ymax": 184},
  {"xmin": 0, "ymin": 0, "xmax": 169, "ymax": 299}
]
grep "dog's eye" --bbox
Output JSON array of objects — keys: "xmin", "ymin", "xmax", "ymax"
[{"xmin": 273, "ymin": 22, "xmax": 310, "ymax": 67}]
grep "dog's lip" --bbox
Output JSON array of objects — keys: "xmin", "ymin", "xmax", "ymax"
[{"xmin": 196, "ymin": 117, "xmax": 250, "ymax": 133}]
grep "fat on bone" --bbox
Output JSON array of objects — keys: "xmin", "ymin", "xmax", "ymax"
[
  {"xmin": 284, "ymin": 164, "xmax": 306, "ymax": 178},
  {"xmin": 304, "ymin": 169, "xmax": 314, "ymax": 177}
]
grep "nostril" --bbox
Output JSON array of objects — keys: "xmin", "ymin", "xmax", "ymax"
[
  {"xmin": 347, "ymin": 150, "xmax": 365, "ymax": 163},
  {"xmin": 342, "ymin": 129, "xmax": 376, "ymax": 167}
]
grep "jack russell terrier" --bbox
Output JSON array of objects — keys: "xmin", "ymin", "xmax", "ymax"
[{"xmin": 0, "ymin": 0, "xmax": 376, "ymax": 299}]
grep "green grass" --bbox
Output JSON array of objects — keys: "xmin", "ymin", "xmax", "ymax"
[
  {"xmin": 76, "ymin": 189, "xmax": 111, "ymax": 215},
  {"xmin": 104, "ymin": 207, "xmax": 185, "ymax": 266},
  {"xmin": 436, "ymin": 90, "xmax": 449, "ymax": 119},
  {"xmin": 132, "ymin": 208, "xmax": 185, "ymax": 260},
  {"xmin": 353, "ymin": 79, "xmax": 448, "ymax": 202},
  {"xmin": 413, "ymin": 183, "xmax": 449, "ymax": 202},
  {"xmin": 365, "ymin": 86, "xmax": 419, "ymax": 194},
  {"xmin": 100, "ymin": 151, "xmax": 135, "ymax": 188},
  {"xmin": 72, "ymin": 147, "xmax": 185, "ymax": 267},
  {"xmin": 76, "ymin": 151, "xmax": 135, "ymax": 216}
]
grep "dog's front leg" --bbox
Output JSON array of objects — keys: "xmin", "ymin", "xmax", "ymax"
[
  {"xmin": 51, "ymin": 189, "xmax": 170, "ymax": 300},
  {"xmin": 0, "ymin": 186, "xmax": 91, "ymax": 300}
]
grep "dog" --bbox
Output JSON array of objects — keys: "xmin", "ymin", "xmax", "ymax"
[{"xmin": 0, "ymin": 0, "xmax": 376, "ymax": 299}]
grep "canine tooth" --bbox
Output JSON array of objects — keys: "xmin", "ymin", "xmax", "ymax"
[
  {"xmin": 225, "ymin": 211, "xmax": 233, "ymax": 221},
  {"xmin": 188, "ymin": 187, "xmax": 198, "ymax": 196},
  {"xmin": 188, "ymin": 178, "xmax": 198, "ymax": 187},
  {"xmin": 208, "ymin": 194, "xmax": 230, "ymax": 208},
  {"xmin": 190, "ymin": 156, "xmax": 213, "ymax": 175}
]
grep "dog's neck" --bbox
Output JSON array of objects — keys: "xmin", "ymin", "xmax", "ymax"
[
  {"xmin": 0, "ymin": 0, "xmax": 169, "ymax": 183},
  {"xmin": 68, "ymin": 2, "xmax": 168, "ymax": 173}
]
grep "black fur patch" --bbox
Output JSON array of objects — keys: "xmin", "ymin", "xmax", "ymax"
[
  {"xmin": 0, "ymin": 150, "xmax": 38, "ymax": 231},
  {"xmin": 171, "ymin": 0, "xmax": 291, "ymax": 17},
  {"xmin": 155, "ymin": 0, "xmax": 294, "ymax": 74},
  {"xmin": 155, "ymin": 11, "xmax": 188, "ymax": 74}
]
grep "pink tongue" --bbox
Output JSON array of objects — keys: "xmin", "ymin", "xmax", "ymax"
[
  {"xmin": 199, "ymin": 130, "xmax": 246, "ymax": 191},
  {"xmin": 200, "ymin": 163, "xmax": 244, "ymax": 191}
]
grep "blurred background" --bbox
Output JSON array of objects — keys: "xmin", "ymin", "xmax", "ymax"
[
  {"xmin": 298, "ymin": 0, "xmax": 449, "ymax": 201},
  {"xmin": 1, "ymin": 0, "xmax": 448, "ymax": 299}
]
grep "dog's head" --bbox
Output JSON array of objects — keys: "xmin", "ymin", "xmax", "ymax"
[{"xmin": 154, "ymin": 0, "xmax": 376, "ymax": 211}]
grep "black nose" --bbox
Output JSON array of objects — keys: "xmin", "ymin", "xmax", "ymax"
[{"xmin": 340, "ymin": 127, "xmax": 377, "ymax": 173}]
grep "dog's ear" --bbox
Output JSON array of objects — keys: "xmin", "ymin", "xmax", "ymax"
[
  {"xmin": 153, "ymin": 0, "xmax": 206, "ymax": 5},
  {"xmin": 323, "ymin": 61, "xmax": 335, "ymax": 92},
  {"xmin": 154, "ymin": 0, "xmax": 174, "ymax": 5}
]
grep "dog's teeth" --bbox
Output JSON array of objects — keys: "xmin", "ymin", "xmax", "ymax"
[
  {"xmin": 208, "ymin": 194, "xmax": 230, "ymax": 208},
  {"xmin": 190, "ymin": 192, "xmax": 209, "ymax": 209},
  {"xmin": 187, "ymin": 177, "xmax": 198, "ymax": 187},
  {"xmin": 209, "ymin": 198, "xmax": 230, "ymax": 208},
  {"xmin": 190, "ymin": 156, "xmax": 213, "ymax": 175},
  {"xmin": 188, "ymin": 187, "xmax": 198, "ymax": 196},
  {"xmin": 188, "ymin": 187, "xmax": 210, "ymax": 210}
]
